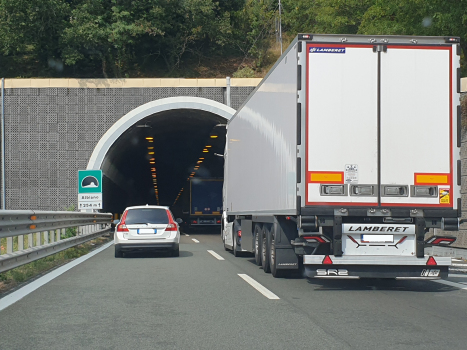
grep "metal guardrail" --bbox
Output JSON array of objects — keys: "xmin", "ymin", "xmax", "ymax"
[{"xmin": 0, "ymin": 210, "xmax": 112, "ymax": 273}]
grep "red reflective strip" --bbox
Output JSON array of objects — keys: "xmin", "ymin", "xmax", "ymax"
[
  {"xmin": 396, "ymin": 236, "xmax": 408, "ymax": 245},
  {"xmin": 432, "ymin": 237, "xmax": 455, "ymax": 245},
  {"xmin": 303, "ymin": 236, "xmax": 326, "ymax": 243}
]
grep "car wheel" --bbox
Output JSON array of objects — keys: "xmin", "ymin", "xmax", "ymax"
[
  {"xmin": 171, "ymin": 248, "xmax": 179, "ymax": 257},
  {"xmin": 115, "ymin": 247, "xmax": 123, "ymax": 258},
  {"xmin": 261, "ymin": 226, "xmax": 270, "ymax": 273},
  {"xmin": 254, "ymin": 224, "xmax": 262, "ymax": 266},
  {"xmin": 269, "ymin": 226, "xmax": 285, "ymax": 278}
]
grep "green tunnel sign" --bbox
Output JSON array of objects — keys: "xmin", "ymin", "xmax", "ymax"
[
  {"xmin": 78, "ymin": 170, "xmax": 102, "ymax": 193},
  {"xmin": 78, "ymin": 170, "xmax": 103, "ymax": 210}
]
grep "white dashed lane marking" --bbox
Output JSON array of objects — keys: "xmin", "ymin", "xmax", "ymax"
[
  {"xmin": 207, "ymin": 250, "xmax": 225, "ymax": 260},
  {"xmin": 434, "ymin": 279, "xmax": 467, "ymax": 290},
  {"xmin": 238, "ymin": 274, "xmax": 280, "ymax": 300},
  {"xmin": 192, "ymin": 238, "xmax": 200, "ymax": 243}
]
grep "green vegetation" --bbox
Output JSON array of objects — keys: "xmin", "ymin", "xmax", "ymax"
[
  {"xmin": 0, "ymin": 236, "xmax": 110, "ymax": 294},
  {"xmin": 0, "ymin": 0, "xmax": 465, "ymax": 78}
]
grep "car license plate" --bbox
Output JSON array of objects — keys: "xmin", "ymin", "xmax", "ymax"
[
  {"xmin": 138, "ymin": 229, "xmax": 156, "ymax": 234},
  {"xmin": 361, "ymin": 234, "xmax": 394, "ymax": 243}
]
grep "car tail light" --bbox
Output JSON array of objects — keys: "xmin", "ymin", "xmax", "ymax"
[
  {"xmin": 237, "ymin": 230, "xmax": 242, "ymax": 237},
  {"xmin": 165, "ymin": 210, "xmax": 178, "ymax": 231},
  {"xmin": 117, "ymin": 211, "xmax": 129, "ymax": 232},
  {"xmin": 426, "ymin": 256, "xmax": 437, "ymax": 266},
  {"xmin": 117, "ymin": 224, "xmax": 129, "ymax": 232},
  {"xmin": 192, "ymin": 220, "xmax": 197, "ymax": 224},
  {"xmin": 322, "ymin": 256, "xmax": 333, "ymax": 264},
  {"xmin": 216, "ymin": 220, "xmax": 221, "ymax": 224}
]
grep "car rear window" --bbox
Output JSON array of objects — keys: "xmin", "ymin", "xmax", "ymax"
[{"xmin": 125, "ymin": 208, "xmax": 169, "ymax": 224}]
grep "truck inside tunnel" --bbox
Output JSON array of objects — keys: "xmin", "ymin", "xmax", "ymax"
[{"xmin": 100, "ymin": 109, "xmax": 227, "ymax": 219}]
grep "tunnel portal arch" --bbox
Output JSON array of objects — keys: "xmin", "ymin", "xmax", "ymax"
[{"xmin": 87, "ymin": 96, "xmax": 236, "ymax": 170}]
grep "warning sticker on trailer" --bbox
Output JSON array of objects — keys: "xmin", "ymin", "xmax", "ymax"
[
  {"xmin": 345, "ymin": 164, "xmax": 358, "ymax": 184},
  {"xmin": 439, "ymin": 188, "xmax": 450, "ymax": 204}
]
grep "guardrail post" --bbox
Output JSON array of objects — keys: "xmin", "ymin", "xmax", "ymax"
[
  {"xmin": 35, "ymin": 231, "xmax": 40, "ymax": 247},
  {"xmin": 50, "ymin": 230, "xmax": 54, "ymax": 243},
  {"xmin": 18, "ymin": 235, "xmax": 23, "ymax": 250},
  {"xmin": 28, "ymin": 233, "xmax": 33, "ymax": 248},
  {"xmin": 43, "ymin": 231, "xmax": 48, "ymax": 245},
  {"xmin": 6, "ymin": 236, "xmax": 12, "ymax": 253}
]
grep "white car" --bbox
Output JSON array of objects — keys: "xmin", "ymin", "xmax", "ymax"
[{"xmin": 114, "ymin": 205, "xmax": 181, "ymax": 257}]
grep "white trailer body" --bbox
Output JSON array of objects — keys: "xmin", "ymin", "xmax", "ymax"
[{"xmin": 223, "ymin": 34, "xmax": 461, "ymax": 279}]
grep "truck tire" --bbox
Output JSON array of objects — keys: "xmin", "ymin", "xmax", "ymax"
[
  {"xmin": 254, "ymin": 224, "xmax": 262, "ymax": 266},
  {"xmin": 269, "ymin": 226, "xmax": 285, "ymax": 278},
  {"xmin": 233, "ymin": 230, "xmax": 240, "ymax": 257},
  {"xmin": 261, "ymin": 225, "xmax": 271, "ymax": 273}
]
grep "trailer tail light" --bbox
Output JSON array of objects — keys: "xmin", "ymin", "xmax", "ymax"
[
  {"xmin": 303, "ymin": 235, "xmax": 330, "ymax": 243},
  {"xmin": 320, "ymin": 185, "xmax": 346, "ymax": 196},
  {"xmin": 192, "ymin": 220, "xmax": 197, "ymax": 224},
  {"xmin": 411, "ymin": 186, "xmax": 437, "ymax": 197},
  {"xmin": 383, "ymin": 185, "xmax": 408, "ymax": 196},
  {"xmin": 426, "ymin": 256, "xmax": 437, "ymax": 266},
  {"xmin": 216, "ymin": 220, "xmax": 221, "ymax": 224},
  {"xmin": 322, "ymin": 256, "xmax": 333, "ymax": 264},
  {"xmin": 351, "ymin": 185, "xmax": 374, "ymax": 196},
  {"xmin": 425, "ymin": 236, "xmax": 456, "ymax": 246}
]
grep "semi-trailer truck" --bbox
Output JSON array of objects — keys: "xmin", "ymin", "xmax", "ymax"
[
  {"xmin": 187, "ymin": 178, "xmax": 223, "ymax": 230},
  {"xmin": 222, "ymin": 34, "xmax": 461, "ymax": 279}
]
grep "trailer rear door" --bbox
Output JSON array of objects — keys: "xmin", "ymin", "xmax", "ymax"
[
  {"xmin": 305, "ymin": 42, "xmax": 457, "ymax": 209},
  {"xmin": 306, "ymin": 43, "xmax": 379, "ymax": 206},
  {"xmin": 380, "ymin": 46, "xmax": 453, "ymax": 207}
]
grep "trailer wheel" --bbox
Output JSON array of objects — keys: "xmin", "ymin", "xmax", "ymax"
[
  {"xmin": 261, "ymin": 226, "xmax": 271, "ymax": 273},
  {"xmin": 254, "ymin": 224, "xmax": 262, "ymax": 266},
  {"xmin": 269, "ymin": 227, "xmax": 285, "ymax": 278},
  {"xmin": 233, "ymin": 220, "xmax": 241, "ymax": 257}
]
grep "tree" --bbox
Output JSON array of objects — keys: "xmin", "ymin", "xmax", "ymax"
[{"xmin": 0, "ymin": 0, "xmax": 70, "ymax": 77}]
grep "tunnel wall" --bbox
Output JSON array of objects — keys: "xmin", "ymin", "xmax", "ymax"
[{"xmin": 1, "ymin": 80, "xmax": 258, "ymax": 210}]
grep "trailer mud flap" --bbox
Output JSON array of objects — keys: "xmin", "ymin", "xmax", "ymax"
[
  {"xmin": 305, "ymin": 265, "xmax": 448, "ymax": 279},
  {"xmin": 275, "ymin": 248, "xmax": 299, "ymax": 270}
]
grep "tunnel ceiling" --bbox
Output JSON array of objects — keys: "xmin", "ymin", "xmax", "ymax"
[{"xmin": 102, "ymin": 109, "xmax": 227, "ymax": 214}]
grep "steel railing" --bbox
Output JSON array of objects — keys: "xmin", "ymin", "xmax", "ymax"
[{"xmin": 0, "ymin": 210, "xmax": 112, "ymax": 273}]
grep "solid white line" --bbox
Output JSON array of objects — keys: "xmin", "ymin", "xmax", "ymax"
[
  {"xmin": 192, "ymin": 238, "xmax": 200, "ymax": 243},
  {"xmin": 238, "ymin": 274, "xmax": 280, "ymax": 300},
  {"xmin": 207, "ymin": 250, "xmax": 224, "ymax": 260},
  {"xmin": 433, "ymin": 279, "xmax": 467, "ymax": 290},
  {"xmin": 0, "ymin": 241, "xmax": 114, "ymax": 312},
  {"xmin": 448, "ymin": 274, "xmax": 467, "ymax": 278}
]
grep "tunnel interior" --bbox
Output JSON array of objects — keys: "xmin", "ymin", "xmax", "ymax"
[{"xmin": 101, "ymin": 109, "xmax": 227, "ymax": 219}]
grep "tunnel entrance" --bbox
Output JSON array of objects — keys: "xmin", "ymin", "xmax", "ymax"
[{"xmin": 87, "ymin": 97, "xmax": 235, "ymax": 218}]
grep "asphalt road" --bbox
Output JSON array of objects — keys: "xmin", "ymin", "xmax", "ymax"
[{"xmin": 1, "ymin": 232, "xmax": 467, "ymax": 350}]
